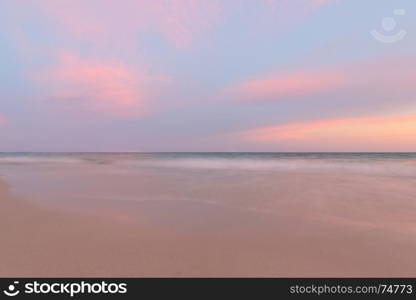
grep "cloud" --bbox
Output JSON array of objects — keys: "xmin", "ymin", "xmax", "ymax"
[
  {"xmin": 35, "ymin": 0, "xmax": 223, "ymax": 49},
  {"xmin": 230, "ymin": 57, "xmax": 416, "ymax": 103},
  {"xmin": 242, "ymin": 114, "xmax": 416, "ymax": 146},
  {"xmin": 36, "ymin": 52, "xmax": 168, "ymax": 118},
  {"xmin": 234, "ymin": 70, "xmax": 345, "ymax": 102},
  {"xmin": 30, "ymin": 1, "xmax": 334, "ymax": 49}
]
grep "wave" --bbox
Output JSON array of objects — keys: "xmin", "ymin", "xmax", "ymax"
[
  {"xmin": 1, "ymin": 154, "xmax": 415, "ymax": 176},
  {"xmin": 0, "ymin": 156, "xmax": 82, "ymax": 165},
  {"xmin": 128, "ymin": 157, "xmax": 416, "ymax": 175}
]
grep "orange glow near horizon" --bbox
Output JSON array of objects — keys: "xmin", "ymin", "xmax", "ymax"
[{"xmin": 243, "ymin": 114, "xmax": 416, "ymax": 147}]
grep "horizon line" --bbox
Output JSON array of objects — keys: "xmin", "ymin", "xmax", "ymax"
[{"xmin": 1, "ymin": 151, "xmax": 416, "ymax": 154}]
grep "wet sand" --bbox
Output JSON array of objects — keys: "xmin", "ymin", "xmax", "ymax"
[{"xmin": 2, "ymin": 171, "xmax": 416, "ymax": 277}]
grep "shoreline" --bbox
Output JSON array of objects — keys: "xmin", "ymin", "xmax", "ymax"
[{"xmin": 2, "ymin": 177, "xmax": 416, "ymax": 277}]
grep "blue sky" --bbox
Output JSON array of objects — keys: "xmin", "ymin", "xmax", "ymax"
[{"xmin": 1, "ymin": 0, "xmax": 416, "ymax": 152}]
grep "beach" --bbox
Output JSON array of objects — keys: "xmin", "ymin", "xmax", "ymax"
[{"xmin": 1, "ymin": 153, "xmax": 416, "ymax": 277}]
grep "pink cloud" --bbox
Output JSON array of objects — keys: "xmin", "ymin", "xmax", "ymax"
[
  {"xmin": 242, "ymin": 114, "xmax": 416, "ymax": 146},
  {"xmin": 234, "ymin": 70, "xmax": 345, "ymax": 102},
  {"xmin": 36, "ymin": 0, "xmax": 222, "ymax": 49},
  {"xmin": 231, "ymin": 57, "xmax": 416, "ymax": 103},
  {"xmin": 36, "ymin": 53, "xmax": 168, "ymax": 118},
  {"xmin": 33, "ymin": 1, "xmax": 333, "ymax": 49},
  {"xmin": 156, "ymin": 0, "xmax": 223, "ymax": 48}
]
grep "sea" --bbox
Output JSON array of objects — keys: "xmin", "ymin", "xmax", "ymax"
[{"xmin": 1, "ymin": 152, "xmax": 415, "ymax": 230}]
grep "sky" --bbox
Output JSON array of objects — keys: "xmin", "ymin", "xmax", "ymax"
[{"xmin": 1, "ymin": 0, "xmax": 416, "ymax": 152}]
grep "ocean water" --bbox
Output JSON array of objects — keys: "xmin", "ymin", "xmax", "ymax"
[
  {"xmin": 1, "ymin": 152, "xmax": 416, "ymax": 173},
  {"xmin": 3, "ymin": 152, "xmax": 416, "ymax": 276},
  {"xmin": 1, "ymin": 152, "xmax": 416, "ymax": 232}
]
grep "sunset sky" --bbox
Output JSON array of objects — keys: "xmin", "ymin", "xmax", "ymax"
[{"xmin": 1, "ymin": 0, "xmax": 415, "ymax": 152}]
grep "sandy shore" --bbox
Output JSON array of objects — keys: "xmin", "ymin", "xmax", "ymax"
[{"xmin": 2, "ymin": 177, "xmax": 416, "ymax": 277}]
